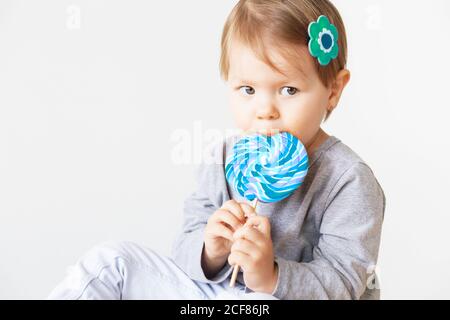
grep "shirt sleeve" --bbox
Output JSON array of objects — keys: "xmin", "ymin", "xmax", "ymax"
[
  {"xmin": 271, "ymin": 162, "xmax": 386, "ymax": 299},
  {"xmin": 170, "ymin": 140, "xmax": 234, "ymax": 283}
]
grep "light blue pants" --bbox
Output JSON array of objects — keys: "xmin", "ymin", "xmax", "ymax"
[{"xmin": 47, "ymin": 241, "xmax": 279, "ymax": 300}]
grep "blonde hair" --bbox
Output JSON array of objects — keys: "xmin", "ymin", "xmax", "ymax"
[{"xmin": 219, "ymin": 0, "xmax": 348, "ymax": 121}]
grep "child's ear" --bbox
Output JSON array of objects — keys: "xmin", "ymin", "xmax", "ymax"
[{"xmin": 328, "ymin": 69, "xmax": 351, "ymax": 113}]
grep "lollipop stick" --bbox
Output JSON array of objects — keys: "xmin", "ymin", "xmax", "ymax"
[{"xmin": 229, "ymin": 198, "xmax": 258, "ymax": 287}]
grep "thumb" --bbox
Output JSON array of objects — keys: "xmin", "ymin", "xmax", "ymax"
[{"xmin": 240, "ymin": 202, "xmax": 257, "ymax": 218}]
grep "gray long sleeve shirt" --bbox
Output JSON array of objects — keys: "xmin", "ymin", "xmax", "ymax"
[{"xmin": 171, "ymin": 135, "xmax": 386, "ymax": 300}]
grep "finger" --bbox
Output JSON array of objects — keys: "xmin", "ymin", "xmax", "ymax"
[
  {"xmin": 211, "ymin": 208, "xmax": 242, "ymax": 230},
  {"xmin": 210, "ymin": 222, "xmax": 234, "ymax": 242},
  {"xmin": 240, "ymin": 202, "xmax": 257, "ymax": 218},
  {"xmin": 222, "ymin": 200, "xmax": 246, "ymax": 223},
  {"xmin": 233, "ymin": 225, "xmax": 266, "ymax": 247},
  {"xmin": 231, "ymin": 238, "xmax": 259, "ymax": 256},
  {"xmin": 228, "ymin": 250, "xmax": 251, "ymax": 271},
  {"xmin": 244, "ymin": 215, "xmax": 271, "ymax": 237},
  {"xmin": 213, "ymin": 209, "xmax": 244, "ymax": 232}
]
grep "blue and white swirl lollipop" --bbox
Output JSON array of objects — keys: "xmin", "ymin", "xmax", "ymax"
[
  {"xmin": 225, "ymin": 131, "xmax": 309, "ymax": 287},
  {"xmin": 225, "ymin": 132, "xmax": 309, "ymax": 203}
]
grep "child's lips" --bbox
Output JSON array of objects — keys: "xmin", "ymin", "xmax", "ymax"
[{"xmin": 249, "ymin": 128, "xmax": 283, "ymax": 136}]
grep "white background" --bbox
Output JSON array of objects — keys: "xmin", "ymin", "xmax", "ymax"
[{"xmin": 0, "ymin": 0, "xmax": 449, "ymax": 299}]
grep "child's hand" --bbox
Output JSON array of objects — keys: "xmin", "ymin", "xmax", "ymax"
[
  {"xmin": 203, "ymin": 200, "xmax": 247, "ymax": 261},
  {"xmin": 228, "ymin": 210, "xmax": 278, "ymax": 294}
]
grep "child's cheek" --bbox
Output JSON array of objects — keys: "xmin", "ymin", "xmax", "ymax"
[{"xmin": 230, "ymin": 104, "xmax": 251, "ymax": 129}]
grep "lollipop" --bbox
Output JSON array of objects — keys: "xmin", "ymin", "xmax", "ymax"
[
  {"xmin": 225, "ymin": 131, "xmax": 309, "ymax": 203},
  {"xmin": 225, "ymin": 131, "xmax": 309, "ymax": 287}
]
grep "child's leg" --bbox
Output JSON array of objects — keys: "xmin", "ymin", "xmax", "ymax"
[{"xmin": 47, "ymin": 241, "xmax": 220, "ymax": 299}]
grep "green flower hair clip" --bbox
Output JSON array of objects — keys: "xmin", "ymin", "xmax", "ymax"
[{"xmin": 308, "ymin": 15, "xmax": 339, "ymax": 66}]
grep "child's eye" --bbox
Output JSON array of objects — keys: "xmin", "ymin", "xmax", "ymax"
[
  {"xmin": 239, "ymin": 86, "xmax": 255, "ymax": 96},
  {"xmin": 280, "ymin": 87, "xmax": 298, "ymax": 96}
]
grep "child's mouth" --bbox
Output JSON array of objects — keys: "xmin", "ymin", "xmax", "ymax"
[{"xmin": 249, "ymin": 128, "xmax": 283, "ymax": 136}]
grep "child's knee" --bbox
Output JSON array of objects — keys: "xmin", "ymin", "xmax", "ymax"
[
  {"xmin": 78, "ymin": 241, "xmax": 181, "ymax": 287},
  {"xmin": 77, "ymin": 240, "xmax": 138, "ymax": 272},
  {"xmin": 83, "ymin": 241, "xmax": 168, "ymax": 274}
]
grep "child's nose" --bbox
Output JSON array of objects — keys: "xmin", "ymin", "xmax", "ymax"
[{"xmin": 256, "ymin": 103, "xmax": 280, "ymax": 120}]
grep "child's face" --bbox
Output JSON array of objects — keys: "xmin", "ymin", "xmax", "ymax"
[{"xmin": 227, "ymin": 41, "xmax": 333, "ymax": 147}]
